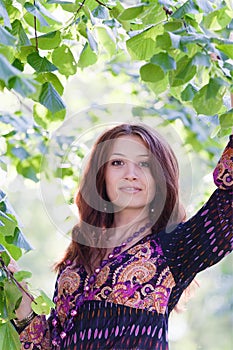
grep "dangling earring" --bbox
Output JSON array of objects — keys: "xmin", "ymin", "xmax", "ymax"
[{"xmin": 150, "ymin": 208, "xmax": 154, "ymax": 213}]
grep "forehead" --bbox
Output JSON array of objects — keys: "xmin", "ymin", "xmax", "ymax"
[{"xmin": 109, "ymin": 135, "xmax": 149, "ymax": 156}]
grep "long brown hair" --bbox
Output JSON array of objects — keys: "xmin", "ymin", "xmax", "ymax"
[{"xmin": 55, "ymin": 123, "xmax": 185, "ymax": 272}]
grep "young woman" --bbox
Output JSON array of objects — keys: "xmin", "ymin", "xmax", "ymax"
[{"xmin": 13, "ymin": 123, "xmax": 232, "ymax": 350}]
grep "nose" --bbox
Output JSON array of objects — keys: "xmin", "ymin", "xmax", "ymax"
[{"xmin": 124, "ymin": 161, "xmax": 139, "ymax": 181}]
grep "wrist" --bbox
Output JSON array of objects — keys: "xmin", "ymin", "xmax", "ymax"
[
  {"xmin": 13, "ymin": 310, "xmax": 36, "ymax": 331},
  {"xmin": 15, "ymin": 305, "xmax": 33, "ymax": 321}
]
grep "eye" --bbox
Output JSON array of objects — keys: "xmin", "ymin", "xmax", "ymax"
[
  {"xmin": 139, "ymin": 161, "xmax": 150, "ymax": 168},
  {"xmin": 110, "ymin": 159, "xmax": 125, "ymax": 166}
]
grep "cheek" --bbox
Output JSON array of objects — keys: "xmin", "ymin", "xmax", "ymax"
[
  {"xmin": 105, "ymin": 173, "xmax": 118, "ymax": 200},
  {"xmin": 146, "ymin": 176, "xmax": 156, "ymax": 199}
]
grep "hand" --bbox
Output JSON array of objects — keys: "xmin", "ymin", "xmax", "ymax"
[{"xmin": 7, "ymin": 259, "xmax": 33, "ymax": 321}]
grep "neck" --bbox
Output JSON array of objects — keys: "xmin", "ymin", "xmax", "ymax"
[
  {"xmin": 113, "ymin": 207, "xmax": 149, "ymax": 228},
  {"xmin": 103, "ymin": 208, "xmax": 151, "ymax": 248}
]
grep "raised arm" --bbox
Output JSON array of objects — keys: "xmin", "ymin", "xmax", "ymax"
[
  {"xmin": 213, "ymin": 134, "xmax": 233, "ymax": 189},
  {"xmin": 160, "ymin": 135, "xmax": 233, "ymax": 288}
]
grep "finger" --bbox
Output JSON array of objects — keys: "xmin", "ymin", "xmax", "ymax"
[{"xmin": 8, "ymin": 259, "xmax": 20, "ymax": 273}]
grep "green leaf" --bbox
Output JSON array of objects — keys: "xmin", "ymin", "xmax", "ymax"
[
  {"xmin": 0, "ymin": 287, "xmax": 8, "ymax": 321},
  {"xmin": 193, "ymin": 78, "xmax": 226, "ymax": 115},
  {"xmin": 0, "ymin": 210, "xmax": 11, "ymax": 221},
  {"xmin": 180, "ymin": 34, "xmax": 209, "ymax": 47},
  {"xmin": 192, "ymin": 52, "xmax": 211, "ymax": 67},
  {"xmin": 33, "ymin": 103, "xmax": 65, "ymax": 129},
  {"xmin": 16, "ymin": 155, "xmax": 42, "ymax": 182},
  {"xmin": 52, "ymin": 44, "xmax": 77, "ymax": 76},
  {"xmin": 118, "ymin": 5, "xmax": 144, "ymax": 20},
  {"xmin": 24, "ymin": 2, "xmax": 49, "ymax": 27},
  {"xmin": 0, "ymin": 45, "xmax": 14, "ymax": 63},
  {"xmin": 30, "ymin": 31, "xmax": 61, "ymax": 50},
  {"xmin": 96, "ymin": 25, "xmax": 116, "ymax": 56},
  {"xmin": 0, "ymin": 268, "xmax": 7, "ymax": 282},
  {"xmin": 219, "ymin": 109, "xmax": 233, "ymax": 129},
  {"xmin": 150, "ymin": 53, "xmax": 176, "ymax": 72},
  {"xmin": 35, "ymin": 0, "xmax": 61, "ymax": 23},
  {"xmin": 147, "ymin": 75, "xmax": 169, "ymax": 94},
  {"xmin": 92, "ymin": 5, "xmax": 108, "ymax": 19},
  {"xmin": 0, "ymin": 322, "xmax": 21, "ymax": 350},
  {"xmin": 0, "ymin": 214, "xmax": 17, "ymax": 237},
  {"xmin": 0, "ymin": 237, "xmax": 22, "ymax": 261},
  {"xmin": 77, "ymin": 21, "xmax": 87, "ymax": 39},
  {"xmin": 11, "ymin": 146, "xmax": 30, "ymax": 160},
  {"xmin": 156, "ymin": 32, "xmax": 172, "ymax": 50},
  {"xmin": 78, "ymin": 42, "xmax": 98, "ymax": 68},
  {"xmin": 39, "ymin": 82, "xmax": 66, "ymax": 113},
  {"xmin": 172, "ymin": 0, "xmax": 199, "ymax": 19},
  {"xmin": 126, "ymin": 26, "xmax": 163, "ymax": 60},
  {"xmin": 7, "ymin": 227, "xmax": 32, "ymax": 252},
  {"xmin": 12, "ymin": 58, "xmax": 24, "ymax": 72},
  {"xmin": 0, "ymin": 26, "xmax": 16, "ymax": 46},
  {"xmin": 11, "ymin": 19, "xmax": 31, "ymax": 46},
  {"xmin": 32, "ymin": 290, "xmax": 54, "ymax": 315},
  {"xmin": 140, "ymin": 3, "xmax": 166, "ymax": 26},
  {"xmin": 8, "ymin": 76, "xmax": 38, "ymax": 98},
  {"xmin": 0, "ymin": 54, "xmax": 20, "ymax": 83},
  {"xmin": 0, "ymin": 0, "xmax": 11, "ymax": 28},
  {"xmin": 13, "ymin": 270, "xmax": 32, "ymax": 282},
  {"xmin": 0, "ymin": 244, "xmax": 6, "ymax": 252},
  {"xmin": 163, "ymin": 21, "xmax": 183, "ymax": 32},
  {"xmin": 168, "ymin": 32, "xmax": 181, "ymax": 49},
  {"xmin": 60, "ymin": 0, "xmax": 82, "ymax": 13},
  {"xmin": 217, "ymin": 44, "xmax": 233, "ymax": 59},
  {"xmin": 17, "ymin": 45, "xmax": 37, "ymax": 63},
  {"xmin": 27, "ymin": 52, "xmax": 57, "ymax": 73},
  {"xmin": 36, "ymin": 72, "xmax": 64, "ymax": 95},
  {"xmin": 0, "ymin": 250, "xmax": 10, "ymax": 266},
  {"xmin": 4, "ymin": 279, "xmax": 22, "ymax": 315},
  {"xmin": 202, "ymin": 7, "xmax": 232, "ymax": 31},
  {"xmin": 181, "ymin": 83, "xmax": 198, "ymax": 101},
  {"xmin": 169, "ymin": 56, "xmax": 196, "ymax": 87},
  {"xmin": 196, "ymin": 0, "xmax": 213, "ymax": 13},
  {"xmin": 140, "ymin": 63, "xmax": 164, "ymax": 82},
  {"xmin": 86, "ymin": 28, "xmax": 98, "ymax": 53}
]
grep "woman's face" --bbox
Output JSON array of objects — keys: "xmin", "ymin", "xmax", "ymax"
[{"xmin": 104, "ymin": 135, "xmax": 156, "ymax": 213}]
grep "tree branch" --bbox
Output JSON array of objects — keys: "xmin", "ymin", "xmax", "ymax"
[
  {"xmin": 0, "ymin": 257, "xmax": 35, "ymax": 304},
  {"xmin": 162, "ymin": 6, "xmax": 173, "ymax": 17},
  {"xmin": 76, "ymin": 0, "xmax": 86, "ymax": 16},
  {"xmin": 95, "ymin": 0, "xmax": 112, "ymax": 11},
  {"xmin": 34, "ymin": 1, "xmax": 38, "ymax": 51}
]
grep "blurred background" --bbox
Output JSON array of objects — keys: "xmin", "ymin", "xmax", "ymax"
[{"xmin": 1, "ymin": 63, "xmax": 232, "ymax": 350}]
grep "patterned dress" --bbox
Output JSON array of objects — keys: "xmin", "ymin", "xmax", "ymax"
[{"xmin": 19, "ymin": 136, "xmax": 233, "ymax": 350}]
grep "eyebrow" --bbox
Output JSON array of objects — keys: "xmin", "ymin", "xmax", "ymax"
[{"xmin": 110, "ymin": 152, "xmax": 149, "ymax": 157}]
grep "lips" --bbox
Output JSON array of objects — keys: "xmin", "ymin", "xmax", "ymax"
[{"xmin": 119, "ymin": 187, "xmax": 142, "ymax": 193}]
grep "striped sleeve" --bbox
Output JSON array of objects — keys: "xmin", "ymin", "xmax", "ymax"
[{"xmin": 160, "ymin": 135, "xmax": 233, "ymax": 286}]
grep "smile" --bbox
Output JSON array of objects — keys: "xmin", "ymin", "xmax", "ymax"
[{"xmin": 119, "ymin": 187, "xmax": 142, "ymax": 193}]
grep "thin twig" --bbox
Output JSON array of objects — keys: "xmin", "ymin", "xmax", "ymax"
[
  {"xmin": 163, "ymin": 6, "xmax": 173, "ymax": 17},
  {"xmin": 64, "ymin": 0, "xmax": 86, "ymax": 30},
  {"xmin": 0, "ymin": 257, "xmax": 36, "ymax": 304},
  {"xmin": 95, "ymin": 0, "xmax": 112, "ymax": 10},
  {"xmin": 34, "ymin": 1, "xmax": 38, "ymax": 51},
  {"xmin": 76, "ymin": 0, "xmax": 86, "ymax": 16}
]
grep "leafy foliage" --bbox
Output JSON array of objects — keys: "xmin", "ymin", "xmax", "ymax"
[
  {"xmin": 0, "ymin": 0, "xmax": 233, "ymax": 348},
  {"xmin": 0, "ymin": 0, "xmax": 232, "ymax": 127}
]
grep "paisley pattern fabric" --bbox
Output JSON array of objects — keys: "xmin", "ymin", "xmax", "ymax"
[{"xmin": 19, "ymin": 136, "xmax": 233, "ymax": 350}]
